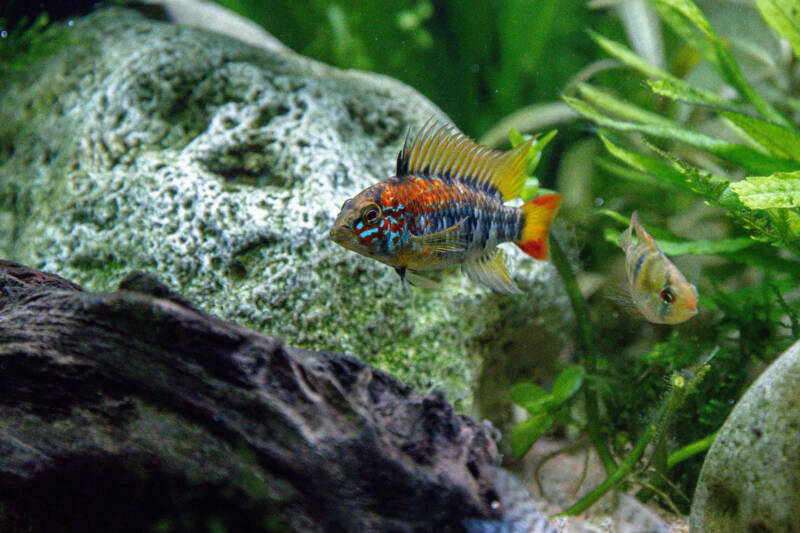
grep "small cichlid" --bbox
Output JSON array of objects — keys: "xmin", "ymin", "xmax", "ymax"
[
  {"xmin": 329, "ymin": 120, "xmax": 561, "ymax": 293},
  {"xmin": 618, "ymin": 212, "xmax": 698, "ymax": 324}
]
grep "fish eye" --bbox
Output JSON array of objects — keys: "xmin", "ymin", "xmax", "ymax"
[
  {"xmin": 361, "ymin": 204, "xmax": 382, "ymax": 226},
  {"xmin": 660, "ymin": 287, "xmax": 675, "ymax": 304}
]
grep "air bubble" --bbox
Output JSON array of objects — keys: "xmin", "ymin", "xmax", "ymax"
[
  {"xmin": 594, "ymin": 197, "xmax": 605, "ymax": 206},
  {"xmin": 1, "ymin": 30, "xmax": 7, "ymax": 39}
]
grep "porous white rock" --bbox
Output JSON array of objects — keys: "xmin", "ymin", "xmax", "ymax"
[{"xmin": 0, "ymin": 7, "xmax": 573, "ymax": 409}]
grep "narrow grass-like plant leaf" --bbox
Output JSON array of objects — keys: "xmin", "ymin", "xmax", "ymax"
[
  {"xmin": 589, "ymin": 30, "xmax": 678, "ymax": 81},
  {"xmin": 651, "ymin": 0, "xmax": 716, "ymax": 38},
  {"xmin": 754, "ymin": 0, "xmax": 800, "ymax": 58},
  {"xmin": 603, "ymin": 229, "xmax": 754, "ymax": 255},
  {"xmin": 729, "ymin": 172, "xmax": 800, "ymax": 208},
  {"xmin": 566, "ymin": 97, "xmax": 798, "ymax": 175},
  {"xmin": 647, "ymin": 79, "xmax": 737, "ymax": 110},
  {"xmin": 577, "ymin": 84, "xmax": 675, "ymax": 127},
  {"xmin": 511, "ymin": 413, "xmax": 555, "ymax": 459},
  {"xmin": 596, "ymin": 157, "xmax": 669, "ymax": 188},
  {"xmin": 719, "ymin": 111, "xmax": 800, "ymax": 162},
  {"xmin": 651, "ymin": 0, "xmax": 793, "ymax": 129},
  {"xmin": 598, "ymin": 134, "xmax": 690, "ymax": 190}
]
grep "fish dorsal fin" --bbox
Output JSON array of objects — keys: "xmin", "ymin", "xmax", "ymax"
[
  {"xmin": 412, "ymin": 218, "xmax": 469, "ymax": 253},
  {"xmin": 396, "ymin": 119, "xmax": 533, "ymax": 201},
  {"xmin": 631, "ymin": 212, "xmax": 660, "ymax": 252},
  {"xmin": 462, "ymin": 249, "xmax": 521, "ymax": 294}
]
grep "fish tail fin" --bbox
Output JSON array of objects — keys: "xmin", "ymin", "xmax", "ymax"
[{"xmin": 515, "ymin": 193, "xmax": 561, "ymax": 260}]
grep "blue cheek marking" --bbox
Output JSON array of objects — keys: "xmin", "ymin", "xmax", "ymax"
[
  {"xmin": 355, "ymin": 221, "xmax": 364, "ymax": 230},
  {"xmin": 360, "ymin": 228, "xmax": 379, "ymax": 238}
]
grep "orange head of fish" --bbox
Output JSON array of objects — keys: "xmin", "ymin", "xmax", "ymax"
[{"xmin": 330, "ymin": 182, "xmax": 405, "ymax": 266}]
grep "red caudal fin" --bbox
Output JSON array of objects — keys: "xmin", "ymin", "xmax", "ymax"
[{"xmin": 515, "ymin": 194, "xmax": 562, "ymax": 260}]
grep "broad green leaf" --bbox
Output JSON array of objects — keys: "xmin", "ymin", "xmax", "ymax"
[
  {"xmin": 729, "ymin": 171, "xmax": 800, "ymax": 208},
  {"xmin": 510, "ymin": 383, "xmax": 554, "ymax": 415},
  {"xmin": 720, "ymin": 111, "xmax": 800, "ymax": 162},
  {"xmin": 754, "ymin": 0, "xmax": 800, "ymax": 58},
  {"xmin": 651, "ymin": 0, "xmax": 793, "ymax": 129},
  {"xmin": 511, "ymin": 413, "xmax": 555, "ymax": 459},
  {"xmin": 510, "ymin": 383, "xmax": 548, "ymax": 406},
  {"xmin": 551, "ymin": 365, "xmax": 586, "ymax": 404},
  {"xmin": 566, "ymin": 96, "xmax": 798, "ymax": 175},
  {"xmin": 577, "ymin": 84, "xmax": 674, "ymax": 127}
]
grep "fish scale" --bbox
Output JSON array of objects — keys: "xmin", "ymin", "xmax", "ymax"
[{"xmin": 388, "ymin": 177, "xmax": 522, "ymax": 267}]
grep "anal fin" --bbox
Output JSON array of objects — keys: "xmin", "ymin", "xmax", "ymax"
[
  {"xmin": 406, "ymin": 270, "xmax": 443, "ymax": 291},
  {"xmin": 462, "ymin": 249, "xmax": 521, "ymax": 294}
]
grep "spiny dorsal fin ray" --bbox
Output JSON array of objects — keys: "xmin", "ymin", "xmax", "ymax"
[
  {"xmin": 397, "ymin": 119, "xmax": 534, "ymax": 201},
  {"xmin": 462, "ymin": 249, "xmax": 522, "ymax": 294},
  {"xmin": 631, "ymin": 212, "xmax": 660, "ymax": 253}
]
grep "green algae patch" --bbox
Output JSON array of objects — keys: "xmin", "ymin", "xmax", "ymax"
[{"xmin": 0, "ymin": 8, "xmax": 573, "ymax": 410}]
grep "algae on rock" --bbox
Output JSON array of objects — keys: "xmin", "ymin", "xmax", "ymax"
[{"xmin": 0, "ymin": 7, "xmax": 574, "ymax": 410}]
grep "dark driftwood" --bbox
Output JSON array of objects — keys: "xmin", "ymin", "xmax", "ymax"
[{"xmin": 0, "ymin": 261, "xmax": 502, "ymax": 533}]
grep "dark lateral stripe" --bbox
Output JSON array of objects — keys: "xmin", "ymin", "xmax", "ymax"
[{"xmin": 633, "ymin": 252, "xmax": 646, "ymax": 279}]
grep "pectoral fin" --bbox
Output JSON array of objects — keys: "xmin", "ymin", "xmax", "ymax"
[
  {"xmin": 412, "ymin": 218, "xmax": 468, "ymax": 253},
  {"xmin": 462, "ymin": 249, "xmax": 521, "ymax": 294}
]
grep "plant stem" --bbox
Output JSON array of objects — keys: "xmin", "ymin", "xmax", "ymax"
[
  {"xmin": 667, "ymin": 431, "xmax": 718, "ymax": 469},
  {"xmin": 549, "ymin": 234, "xmax": 616, "ymax": 475},
  {"xmin": 554, "ymin": 423, "xmax": 654, "ymax": 517}
]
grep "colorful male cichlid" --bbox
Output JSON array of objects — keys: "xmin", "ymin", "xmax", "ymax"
[
  {"xmin": 618, "ymin": 212, "xmax": 698, "ymax": 324},
  {"xmin": 329, "ymin": 120, "xmax": 562, "ymax": 293}
]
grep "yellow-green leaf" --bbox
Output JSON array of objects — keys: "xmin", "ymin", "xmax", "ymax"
[
  {"xmin": 603, "ymin": 229, "xmax": 754, "ymax": 255},
  {"xmin": 598, "ymin": 134, "xmax": 691, "ymax": 190},
  {"xmin": 754, "ymin": 0, "xmax": 800, "ymax": 58},
  {"xmin": 577, "ymin": 84, "xmax": 675, "ymax": 127},
  {"xmin": 589, "ymin": 30, "xmax": 678, "ymax": 81},
  {"xmin": 566, "ymin": 97, "xmax": 798, "ymax": 175},
  {"xmin": 651, "ymin": 0, "xmax": 793, "ymax": 129},
  {"xmin": 511, "ymin": 413, "xmax": 555, "ymax": 459},
  {"xmin": 651, "ymin": 0, "xmax": 716, "ymax": 40},
  {"xmin": 729, "ymin": 171, "xmax": 800, "ymax": 208},
  {"xmin": 647, "ymin": 79, "xmax": 737, "ymax": 110},
  {"xmin": 551, "ymin": 365, "xmax": 586, "ymax": 404}
]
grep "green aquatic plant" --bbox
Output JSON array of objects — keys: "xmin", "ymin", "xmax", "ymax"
[
  {"xmin": 511, "ymin": 0, "xmax": 800, "ymax": 515},
  {"xmin": 0, "ymin": 12, "xmax": 72, "ymax": 75},
  {"xmin": 212, "ymin": 0, "xmax": 621, "ymax": 135}
]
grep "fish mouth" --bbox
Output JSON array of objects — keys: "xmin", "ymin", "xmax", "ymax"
[{"xmin": 329, "ymin": 226, "xmax": 351, "ymax": 244}]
